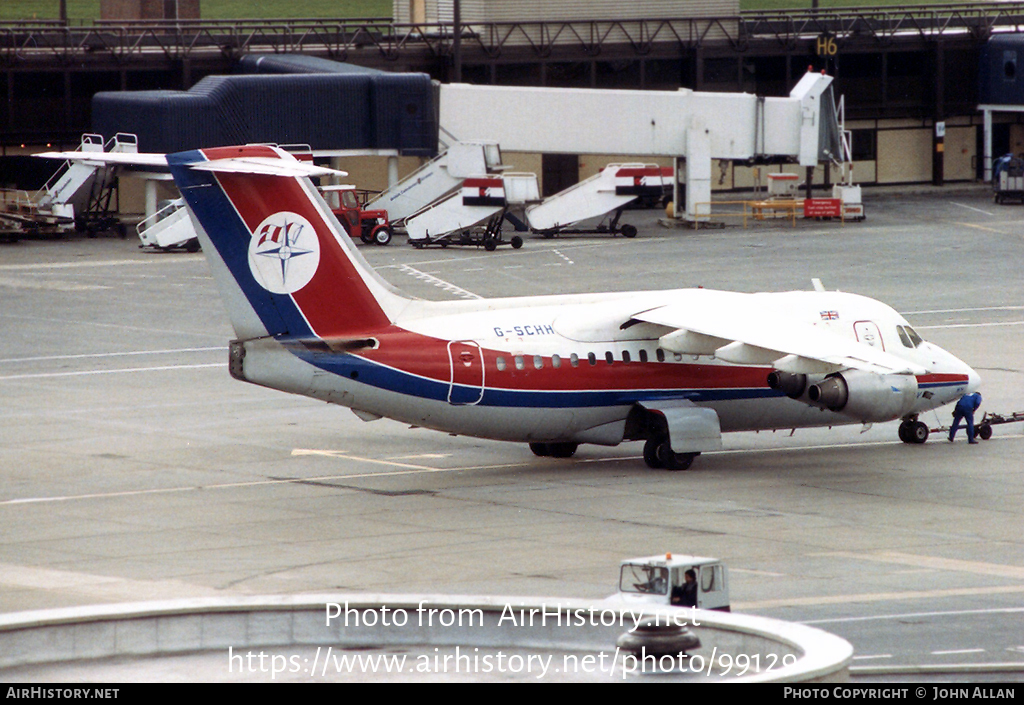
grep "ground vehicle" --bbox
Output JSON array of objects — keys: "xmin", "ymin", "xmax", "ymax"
[
  {"xmin": 329, "ymin": 187, "xmax": 393, "ymax": 246},
  {"xmin": 615, "ymin": 554, "xmax": 730, "ymax": 611},
  {"xmin": 993, "ymin": 154, "xmax": 1024, "ymax": 204}
]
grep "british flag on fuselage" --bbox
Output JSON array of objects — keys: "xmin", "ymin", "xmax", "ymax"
[{"xmin": 83, "ymin": 144, "xmax": 982, "ymax": 470}]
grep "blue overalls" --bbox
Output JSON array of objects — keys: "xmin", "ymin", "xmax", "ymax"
[{"xmin": 949, "ymin": 392, "xmax": 982, "ymax": 443}]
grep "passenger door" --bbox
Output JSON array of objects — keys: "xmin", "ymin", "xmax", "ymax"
[
  {"xmin": 854, "ymin": 320, "xmax": 885, "ymax": 350},
  {"xmin": 447, "ymin": 340, "xmax": 485, "ymax": 405}
]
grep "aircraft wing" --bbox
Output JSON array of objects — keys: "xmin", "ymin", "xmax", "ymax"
[
  {"xmin": 34, "ymin": 151, "xmax": 170, "ymax": 169},
  {"xmin": 34, "ymin": 152, "xmax": 345, "ymax": 179},
  {"xmin": 632, "ymin": 300, "xmax": 927, "ymax": 376}
]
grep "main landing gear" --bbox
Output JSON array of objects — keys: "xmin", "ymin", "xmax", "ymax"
[
  {"xmin": 643, "ymin": 437, "xmax": 699, "ymax": 471},
  {"xmin": 898, "ymin": 415, "xmax": 929, "ymax": 444},
  {"xmin": 529, "ymin": 442, "xmax": 579, "ymax": 458}
]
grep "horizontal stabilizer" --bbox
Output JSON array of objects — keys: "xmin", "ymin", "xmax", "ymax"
[
  {"xmin": 191, "ymin": 157, "xmax": 345, "ymax": 178},
  {"xmin": 35, "ymin": 151, "xmax": 169, "ymax": 169},
  {"xmin": 35, "ymin": 152, "xmax": 345, "ymax": 179}
]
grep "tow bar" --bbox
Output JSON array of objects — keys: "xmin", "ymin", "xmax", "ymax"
[{"xmin": 930, "ymin": 410, "xmax": 1024, "ymax": 440}]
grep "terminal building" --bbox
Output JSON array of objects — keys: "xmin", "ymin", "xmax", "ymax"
[{"xmin": 3, "ymin": 1, "xmax": 1024, "ymax": 202}]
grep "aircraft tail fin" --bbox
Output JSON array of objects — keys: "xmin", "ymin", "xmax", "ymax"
[{"xmin": 167, "ymin": 145, "xmax": 406, "ymax": 341}]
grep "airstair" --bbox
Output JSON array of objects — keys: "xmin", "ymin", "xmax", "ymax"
[
  {"xmin": 136, "ymin": 198, "xmax": 199, "ymax": 251},
  {"xmin": 14, "ymin": 133, "xmax": 139, "ymax": 237},
  {"xmin": 524, "ymin": 164, "xmax": 667, "ymax": 237},
  {"xmin": 367, "ymin": 140, "xmax": 505, "ymax": 223},
  {"xmin": 406, "ymin": 173, "xmax": 539, "ymax": 250}
]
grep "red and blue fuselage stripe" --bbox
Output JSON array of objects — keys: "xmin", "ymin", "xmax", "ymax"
[{"xmin": 290, "ymin": 340, "xmax": 970, "ymax": 410}]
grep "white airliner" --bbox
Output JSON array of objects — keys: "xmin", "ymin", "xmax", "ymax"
[{"xmin": 42, "ymin": 144, "xmax": 981, "ymax": 470}]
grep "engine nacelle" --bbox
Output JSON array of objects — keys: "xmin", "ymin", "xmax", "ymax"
[
  {"xmin": 807, "ymin": 371, "xmax": 919, "ymax": 422},
  {"xmin": 767, "ymin": 370, "xmax": 807, "ymax": 400}
]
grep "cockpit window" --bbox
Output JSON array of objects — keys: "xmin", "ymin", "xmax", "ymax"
[
  {"xmin": 896, "ymin": 325, "xmax": 923, "ymax": 349},
  {"xmin": 897, "ymin": 326, "xmax": 914, "ymax": 348}
]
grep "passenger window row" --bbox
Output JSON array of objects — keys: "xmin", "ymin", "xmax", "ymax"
[{"xmin": 495, "ymin": 347, "xmax": 670, "ymax": 372}]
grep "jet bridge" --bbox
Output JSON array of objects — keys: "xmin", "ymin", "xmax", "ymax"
[{"xmin": 437, "ymin": 71, "xmax": 843, "ymax": 222}]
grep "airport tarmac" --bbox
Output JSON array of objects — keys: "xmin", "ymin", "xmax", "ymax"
[{"xmin": 1, "ymin": 187, "xmax": 1022, "ymax": 679}]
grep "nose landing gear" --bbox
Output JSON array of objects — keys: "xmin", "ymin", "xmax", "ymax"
[{"xmin": 898, "ymin": 417, "xmax": 930, "ymax": 444}]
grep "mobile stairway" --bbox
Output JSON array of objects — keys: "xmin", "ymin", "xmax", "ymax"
[
  {"xmin": 35, "ymin": 133, "xmax": 139, "ymax": 236},
  {"xmin": 367, "ymin": 140, "xmax": 505, "ymax": 224},
  {"xmin": 406, "ymin": 172, "xmax": 539, "ymax": 250},
  {"xmin": 524, "ymin": 164, "xmax": 668, "ymax": 238},
  {"xmin": 136, "ymin": 198, "xmax": 199, "ymax": 251}
]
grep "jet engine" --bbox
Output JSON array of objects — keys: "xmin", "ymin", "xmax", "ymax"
[
  {"xmin": 766, "ymin": 370, "xmax": 808, "ymax": 400},
  {"xmin": 806, "ymin": 371, "xmax": 918, "ymax": 422}
]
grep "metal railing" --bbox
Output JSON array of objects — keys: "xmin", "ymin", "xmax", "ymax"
[{"xmin": 2, "ymin": 4, "xmax": 1024, "ymax": 64}]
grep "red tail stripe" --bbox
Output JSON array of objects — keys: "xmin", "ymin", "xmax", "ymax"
[{"xmin": 215, "ymin": 169, "xmax": 390, "ymax": 337}]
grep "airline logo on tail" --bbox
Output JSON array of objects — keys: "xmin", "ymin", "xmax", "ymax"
[{"xmin": 248, "ymin": 211, "xmax": 320, "ymax": 294}]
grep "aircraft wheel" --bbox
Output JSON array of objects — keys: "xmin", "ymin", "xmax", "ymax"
[
  {"xmin": 547, "ymin": 442, "xmax": 578, "ymax": 458},
  {"xmin": 978, "ymin": 424, "xmax": 993, "ymax": 440},
  {"xmin": 374, "ymin": 226, "xmax": 392, "ymax": 246},
  {"xmin": 529, "ymin": 443, "xmax": 551, "ymax": 457},
  {"xmin": 483, "ymin": 238, "xmax": 498, "ymax": 252},
  {"xmin": 643, "ymin": 438, "xmax": 664, "ymax": 469},
  {"xmin": 898, "ymin": 421, "xmax": 914, "ymax": 443},
  {"xmin": 657, "ymin": 441, "xmax": 698, "ymax": 471},
  {"xmin": 909, "ymin": 421, "xmax": 929, "ymax": 444},
  {"xmin": 510, "ymin": 235, "xmax": 524, "ymax": 249},
  {"xmin": 621, "ymin": 224, "xmax": 638, "ymax": 238}
]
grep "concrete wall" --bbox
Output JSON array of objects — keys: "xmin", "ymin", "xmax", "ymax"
[{"xmin": 0, "ymin": 594, "xmax": 852, "ymax": 682}]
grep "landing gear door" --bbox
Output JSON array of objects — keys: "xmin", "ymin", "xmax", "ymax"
[
  {"xmin": 447, "ymin": 340, "xmax": 485, "ymax": 405},
  {"xmin": 639, "ymin": 400, "xmax": 722, "ymax": 454}
]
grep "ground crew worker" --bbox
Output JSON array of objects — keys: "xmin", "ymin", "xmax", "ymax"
[
  {"xmin": 671, "ymin": 569, "xmax": 699, "ymax": 608},
  {"xmin": 949, "ymin": 392, "xmax": 983, "ymax": 444}
]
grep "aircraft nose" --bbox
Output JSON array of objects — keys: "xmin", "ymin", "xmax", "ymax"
[{"xmin": 966, "ymin": 364, "xmax": 982, "ymax": 393}]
